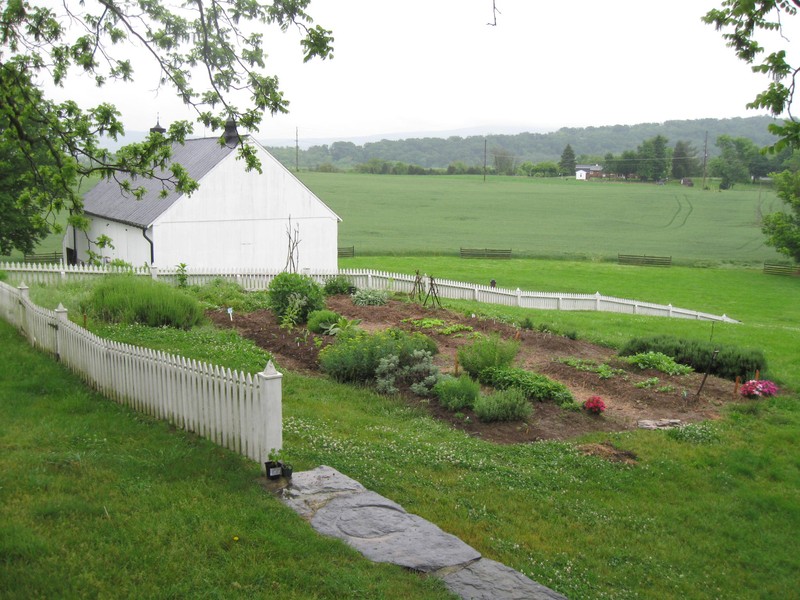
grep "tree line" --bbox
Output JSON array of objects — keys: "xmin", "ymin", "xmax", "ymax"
[
  {"xmin": 266, "ymin": 116, "xmax": 778, "ymax": 172},
  {"xmin": 300, "ymin": 133, "xmax": 795, "ymax": 188}
]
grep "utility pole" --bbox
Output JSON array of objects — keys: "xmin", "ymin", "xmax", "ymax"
[
  {"xmin": 702, "ymin": 131, "xmax": 708, "ymax": 190},
  {"xmin": 483, "ymin": 138, "xmax": 487, "ymax": 183}
]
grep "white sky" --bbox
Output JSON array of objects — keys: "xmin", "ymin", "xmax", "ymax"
[{"xmin": 50, "ymin": 0, "xmax": 799, "ymax": 144}]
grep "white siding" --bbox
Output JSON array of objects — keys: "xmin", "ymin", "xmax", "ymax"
[
  {"xmin": 153, "ymin": 146, "xmax": 339, "ymax": 270},
  {"xmin": 69, "ymin": 219, "xmax": 151, "ymax": 266}
]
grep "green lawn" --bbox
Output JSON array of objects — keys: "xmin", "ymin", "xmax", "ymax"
[
  {"xmin": 0, "ymin": 319, "xmax": 454, "ymax": 600},
  {"xmin": 299, "ymin": 173, "xmax": 785, "ymax": 265},
  {"xmin": 5, "ymin": 261, "xmax": 798, "ymax": 599}
]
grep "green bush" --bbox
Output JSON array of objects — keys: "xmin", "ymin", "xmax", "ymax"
[
  {"xmin": 307, "ymin": 309, "xmax": 342, "ymax": 334},
  {"xmin": 323, "ymin": 274, "xmax": 354, "ymax": 296},
  {"xmin": 619, "ymin": 335, "xmax": 767, "ymax": 381},
  {"xmin": 434, "ymin": 374, "xmax": 480, "ymax": 411},
  {"xmin": 267, "ymin": 272, "xmax": 325, "ymax": 324},
  {"xmin": 624, "ymin": 351, "xmax": 694, "ymax": 375},
  {"xmin": 191, "ymin": 278, "xmax": 270, "ymax": 312},
  {"xmin": 82, "ymin": 275, "xmax": 204, "ymax": 329},
  {"xmin": 479, "ymin": 366, "xmax": 575, "ymax": 406},
  {"xmin": 375, "ymin": 350, "xmax": 440, "ymax": 396},
  {"xmin": 456, "ymin": 334, "xmax": 520, "ymax": 378},
  {"xmin": 351, "ymin": 288, "xmax": 388, "ymax": 306},
  {"xmin": 319, "ymin": 328, "xmax": 438, "ymax": 385},
  {"xmin": 473, "ymin": 388, "xmax": 532, "ymax": 422},
  {"xmin": 0, "ymin": 270, "xmax": 7, "ymax": 282}
]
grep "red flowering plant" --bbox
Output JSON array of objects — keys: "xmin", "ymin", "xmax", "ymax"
[
  {"xmin": 739, "ymin": 379, "xmax": 779, "ymax": 399},
  {"xmin": 583, "ymin": 395, "xmax": 606, "ymax": 415}
]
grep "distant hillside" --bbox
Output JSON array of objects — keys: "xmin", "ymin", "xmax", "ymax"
[{"xmin": 265, "ymin": 116, "xmax": 779, "ymax": 170}]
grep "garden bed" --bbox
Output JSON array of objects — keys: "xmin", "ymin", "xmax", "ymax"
[{"xmin": 207, "ymin": 296, "xmax": 742, "ymax": 444}]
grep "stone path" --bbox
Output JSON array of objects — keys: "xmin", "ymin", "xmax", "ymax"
[{"xmin": 279, "ymin": 465, "xmax": 567, "ymax": 600}]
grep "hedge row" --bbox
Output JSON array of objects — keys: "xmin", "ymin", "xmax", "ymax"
[{"xmin": 618, "ymin": 335, "xmax": 767, "ymax": 381}]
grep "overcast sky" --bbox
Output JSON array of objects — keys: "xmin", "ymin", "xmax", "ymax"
[{"xmin": 51, "ymin": 0, "xmax": 798, "ymax": 145}]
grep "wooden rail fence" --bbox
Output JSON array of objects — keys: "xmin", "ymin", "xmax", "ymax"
[
  {"xmin": 618, "ymin": 254, "xmax": 672, "ymax": 267},
  {"xmin": 0, "ymin": 280, "xmax": 282, "ymax": 472},
  {"xmin": 24, "ymin": 251, "xmax": 63, "ymax": 264},
  {"xmin": 460, "ymin": 248, "xmax": 512, "ymax": 259},
  {"xmin": 763, "ymin": 262, "xmax": 799, "ymax": 276}
]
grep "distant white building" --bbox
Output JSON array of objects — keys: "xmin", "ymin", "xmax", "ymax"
[
  {"xmin": 575, "ymin": 164, "xmax": 603, "ymax": 181},
  {"xmin": 66, "ymin": 122, "xmax": 341, "ymax": 271}
]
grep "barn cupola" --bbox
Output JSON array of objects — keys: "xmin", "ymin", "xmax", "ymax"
[
  {"xmin": 223, "ymin": 118, "xmax": 240, "ymax": 147},
  {"xmin": 149, "ymin": 119, "xmax": 166, "ymax": 135}
]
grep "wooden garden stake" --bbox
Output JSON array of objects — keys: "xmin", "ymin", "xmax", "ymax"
[{"xmin": 695, "ymin": 349, "xmax": 719, "ymax": 398}]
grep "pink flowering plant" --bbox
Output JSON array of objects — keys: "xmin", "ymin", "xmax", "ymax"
[
  {"xmin": 739, "ymin": 379, "xmax": 779, "ymax": 399},
  {"xmin": 583, "ymin": 395, "xmax": 606, "ymax": 415}
]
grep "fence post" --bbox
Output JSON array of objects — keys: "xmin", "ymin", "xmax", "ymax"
[
  {"xmin": 668, "ymin": 303, "xmax": 673, "ymax": 318},
  {"xmin": 55, "ymin": 303, "xmax": 68, "ymax": 362},
  {"xmin": 595, "ymin": 291, "xmax": 601, "ymax": 311},
  {"xmin": 17, "ymin": 283, "xmax": 29, "ymax": 340},
  {"xmin": 516, "ymin": 288, "xmax": 522, "ymax": 307},
  {"xmin": 257, "ymin": 361, "xmax": 283, "ymax": 474}
]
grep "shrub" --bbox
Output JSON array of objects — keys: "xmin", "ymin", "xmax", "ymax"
[
  {"xmin": 479, "ymin": 366, "xmax": 575, "ymax": 406},
  {"xmin": 267, "ymin": 272, "xmax": 325, "ymax": 324},
  {"xmin": 739, "ymin": 379, "xmax": 779, "ymax": 398},
  {"xmin": 375, "ymin": 350, "xmax": 440, "ymax": 396},
  {"xmin": 319, "ymin": 328, "xmax": 438, "ymax": 385},
  {"xmin": 624, "ymin": 351, "xmax": 694, "ymax": 375},
  {"xmin": 473, "ymin": 388, "xmax": 532, "ymax": 422},
  {"xmin": 583, "ymin": 396, "xmax": 606, "ymax": 414},
  {"xmin": 323, "ymin": 274, "xmax": 354, "ymax": 296},
  {"xmin": 307, "ymin": 309, "xmax": 342, "ymax": 334},
  {"xmin": 82, "ymin": 275, "xmax": 204, "ymax": 329},
  {"xmin": 619, "ymin": 335, "xmax": 767, "ymax": 382},
  {"xmin": 351, "ymin": 288, "xmax": 388, "ymax": 306},
  {"xmin": 434, "ymin": 375, "xmax": 480, "ymax": 411},
  {"xmin": 457, "ymin": 334, "xmax": 520, "ymax": 378}
]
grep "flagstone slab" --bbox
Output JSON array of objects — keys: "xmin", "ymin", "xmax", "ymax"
[{"xmin": 279, "ymin": 466, "xmax": 566, "ymax": 599}]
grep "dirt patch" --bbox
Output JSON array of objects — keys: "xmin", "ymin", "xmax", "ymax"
[
  {"xmin": 207, "ymin": 296, "xmax": 743, "ymax": 444},
  {"xmin": 578, "ymin": 441, "xmax": 639, "ymax": 465}
]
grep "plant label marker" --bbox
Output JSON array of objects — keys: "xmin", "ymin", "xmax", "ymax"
[{"xmin": 227, "ymin": 307, "xmax": 233, "ymax": 321}]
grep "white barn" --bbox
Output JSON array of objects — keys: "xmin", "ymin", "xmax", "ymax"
[{"xmin": 66, "ymin": 127, "xmax": 341, "ymax": 271}]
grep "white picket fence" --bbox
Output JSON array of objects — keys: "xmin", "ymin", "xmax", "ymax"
[
  {"xmin": 0, "ymin": 261, "xmax": 740, "ymax": 323},
  {"xmin": 0, "ymin": 280, "xmax": 282, "ymax": 472}
]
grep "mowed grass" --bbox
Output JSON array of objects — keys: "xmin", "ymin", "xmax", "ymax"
[
  {"xmin": 0, "ymin": 320, "xmax": 455, "ymax": 599},
  {"xmin": 10, "ymin": 263, "xmax": 800, "ymax": 599},
  {"xmin": 298, "ymin": 172, "xmax": 785, "ymax": 265}
]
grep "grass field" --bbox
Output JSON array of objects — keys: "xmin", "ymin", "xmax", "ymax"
[
  {"xmin": 5, "ymin": 265, "xmax": 798, "ymax": 599},
  {"xmin": 298, "ymin": 173, "xmax": 785, "ymax": 265}
]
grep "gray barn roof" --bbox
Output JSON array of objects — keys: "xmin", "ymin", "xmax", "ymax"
[{"xmin": 82, "ymin": 137, "xmax": 236, "ymax": 228}]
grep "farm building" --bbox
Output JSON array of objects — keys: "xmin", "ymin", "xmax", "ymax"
[
  {"xmin": 575, "ymin": 164, "xmax": 603, "ymax": 180},
  {"xmin": 65, "ymin": 122, "xmax": 341, "ymax": 271}
]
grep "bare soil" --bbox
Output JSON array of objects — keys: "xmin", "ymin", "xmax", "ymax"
[{"xmin": 207, "ymin": 296, "xmax": 742, "ymax": 445}]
